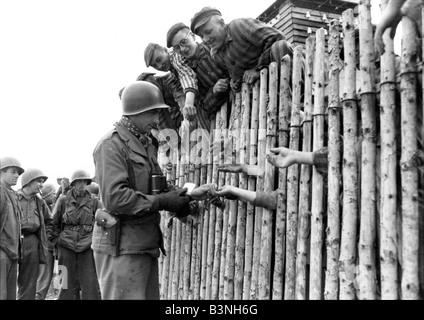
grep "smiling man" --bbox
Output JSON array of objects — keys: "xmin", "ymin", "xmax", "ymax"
[
  {"xmin": 166, "ymin": 22, "xmax": 230, "ymax": 130},
  {"xmin": 17, "ymin": 168, "xmax": 52, "ymax": 300},
  {"xmin": 144, "ymin": 42, "xmax": 199, "ymax": 125},
  {"xmin": 190, "ymin": 6, "xmax": 293, "ymax": 92},
  {"xmin": 0, "ymin": 156, "xmax": 24, "ymax": 300}
]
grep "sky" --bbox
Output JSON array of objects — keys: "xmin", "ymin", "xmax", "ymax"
[{"xmin": 0, "ymin": 0, "xmax": 388, "ymax": 189}]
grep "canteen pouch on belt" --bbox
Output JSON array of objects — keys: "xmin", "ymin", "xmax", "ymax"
[{"xmin": 95, "ymin": 209, "xmax": 118, "ymax": 228}]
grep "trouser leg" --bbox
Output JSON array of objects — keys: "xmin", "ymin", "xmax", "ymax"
[
  {"xmin": 78, "ymin": 249, "xmax": 100, "ymax": 300},
  {"xmin": 17, "ymin": 234, "xmax": 39, "ymax": 300},
  {"xmin": 57, "ymin": 246, "xmax": 76, "ymax": 300},
  {"xmin": 113, "ymin": 254, "xmax": 159, "ymax": 300},
  {"xmin": 93, "ymin": 251, "xmax": 114, "ymax": 300},
  {"xmin": 35, "ymin": 249, "xmax": 54, "ymax": 300},
  {"xmin": 0, "ymin": 249, "xmax": 18, "ymax": 300}
]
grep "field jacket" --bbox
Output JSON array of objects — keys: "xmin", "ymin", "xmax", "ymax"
[
  {"xmin": 92, "ymin": 122, "xmax": 165, "ymax": 257},
  {"xmin": 52, "ymin": 189, "xmax": 100, "ymax": 252},
  {"xmin": 0, "ymin": 183, "xmax": 22, "ymax": 260}
]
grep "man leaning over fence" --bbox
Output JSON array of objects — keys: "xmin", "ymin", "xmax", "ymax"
[{"xmin": 190, "ymin": 6, "xmax": 294, "ymax": 92}]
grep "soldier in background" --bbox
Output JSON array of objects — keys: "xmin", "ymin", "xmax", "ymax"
[
  {"xmin": 17, "ymin": 168, "xmax": 52, "ymax": 300},
  {"xmin": 55, "ymin": 177, "xmax": 71, "ymax": 201},
  {"xmin": 52, "ymin": 169, "xmax": 101, "ymax": 300},
  {"xmin": 0, "ymin": 156, "xmax": 24, "ymax": 300},
  {"xmin": 35, "ymin": 183, "xmax": 57, "ymax": 300},
  {"xmin": 86, "ymin": 182, "xmax": 99, "ymax": 199}
]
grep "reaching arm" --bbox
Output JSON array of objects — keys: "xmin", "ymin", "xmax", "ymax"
[
  {"xmin": 216, "ymin": 164, "xmax": 264, "ymax": 176},
  {"xmin": 266, "ymin": 147, "xmax": 315, "ymax": 168},
  {"xmin": 210, "ymin": 185, "xmax": 257, "ymax": 203},
  {"xmin": 374, "ymin": 0, "xmax": 406, "ymax": 56},
  {"xmin": 170, "ymin": 53, "xmax": 198, "ymax": 121}
]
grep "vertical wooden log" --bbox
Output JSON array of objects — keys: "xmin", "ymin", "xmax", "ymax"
[
  {"xmin": 171, "ymin": 219, "xmax": 182, "ymax": 299},
  {"xmin": 183, "ymin": 219, "xmax": 193, "ymax": 300},
  {"xmin": 421, "ymin": 1, "xmax": 424, "ymax": 301},
  {"xmin": 181, "ymin": 132, "xmax": 191, "ymax": 300},
  {"xmin": 224, "ymin": 91, "xmax": 241, "ymax": 300},
  {"xmin": 324, "ymin": 20, "xmax": 342, "ymax": 300},
  {"xmin": 218, "ymin": 170, "xmax": 230, "ymax": 300},
  {"xmin": 250, "ymin": 69, "xmax": 268, "ymax": 299},
  {"xmin": 243, "ymin": 81, "xmax": 260, "ymax": 300},
  {"xmin": 188, "ymin": 218, "xmax": 197, "ymax": 300},
  {"xmin": 284, "ymin": 46, "xmax": 303, "ymax": 300},
  {"xmin": 358, "ymin": 0, "xmax": 377, "ymax": 300},
  {"xmin": 170, "ymin": 123, "xmax": 188, "ymax": 300},
  {"xmin": 400, "ymin": 14, "xmax": 420, "ymax": 300},
  {"xmin": 167, "ymin": 211, "xmax": 177, "ymax": 299},
  {"xmin": 378, "ymin": 0, "xmax": 398, "ymax": 300},
  {"xmin": 178, "ymin": 224, "xmax": 185, "ymax": 300},
  {"xmin": 205, "ymin": 114, "xmax": 220, "ymax": 300},
  {"xmin": 158, "ymin": 211, "xmax": 165, "ymax": 295},
  {"xmin": 212, "ymin": 102, "xmax": 228, "ymax": 299},
  {"xmin": 192, "ymin": 127, "xmax": 206, "ymax": 300},
  {"xmin": 200, "ymin": 117, "xmax": 215, "ymax": 299},
  {"xmin": 234, "ymin": 83, "xmax": 250, "ymax": 299},
  {"xmin": 189, "ymin": 132, "xmax": 199, "ymax": 300},
  {"xmin": 161, "ymin": 212, "xmax": 172, "ymax": 299},
  {"xmin": 178, "ymin": 122, "xmax": 189, "ymax": 300},
  {"xmin": 219, "ymin": 108, "xmax": 236, "ymax": 300},
  {"xmin": 194, "ymin": 209, "xmax": 203, "ymax": 300},
  {"xmin": 185, "ymin": 127, "xmax": 199, "ymax": 300},
  {"xmin": 339, "ymin": 9, "xmax": 359, "ymax": 300},
  {"xmin": 167, "ymin": 141, "xmax": 180, "ymax": 299},
  {"xmin": 272, "ymin": 55, "xmax": 291, "ymax": 300},
  {"xmin": 156, "ymin": 146, "xmax": 165, "ymax": 297},
  {"xmin": 309, "ymin": 28, "xmax": 326, "ymax": 300},
  {"xmin": 258, "ymin": 62, "xmax": 278, "ymax": 300},
  {"xmin": 295, "ymin": 37, "xmax": 315, "ymax": 300}
]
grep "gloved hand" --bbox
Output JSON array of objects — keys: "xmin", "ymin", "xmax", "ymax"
[
  {"xmin": 154, "ymin": 188, "xmax": 191, "ymax": 212},
  {"xmin": 175, "ymin": 200, "xmax": 199, "ymax": 218}
]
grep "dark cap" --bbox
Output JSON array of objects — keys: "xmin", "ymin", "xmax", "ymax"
[
  {"xmin": 166, "ymin": 22, "xmax": 190, "ymax": 48},
  {"xmin": 144, "ymin": 43, "xmax": 164, "ymax": 68},
  {"xmin": 190, "ymin": 7, "xmax": 222, "ymax": 35}
]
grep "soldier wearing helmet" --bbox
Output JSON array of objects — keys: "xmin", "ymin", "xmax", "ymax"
[
  {"xmin": 16, "ymin": 167, "xmax": 53, "ymax": 300},
  {"xmin": 55, "ymin": 177, "xmax": 71, "ymax": 201},
  {"xmin": 93, "ymin": 81, "xmax": 193, "ymax": 300},
  {"xmin": 51, "ymin": 169, "xmax": 101, "ymax": 300},
  {"xmin": 0, "ymin": 156, "xmax": 24, "ymax": 300},
  {"xmin": 35, "ymin": 183, "xmax": 56, "ymax": 300},
  {"xmin": 85, "ymin": 182, "xmax": 99, "ymax": 198}
]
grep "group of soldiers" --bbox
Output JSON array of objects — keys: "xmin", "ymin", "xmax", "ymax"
[{"xmin": 0, "ymin": 160, "xmax": 101, "ymax": 300}]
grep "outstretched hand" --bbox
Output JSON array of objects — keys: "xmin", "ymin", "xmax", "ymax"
[
  {"xmin": 267, "ymin": 147, "xmax": 299, "ymax": 168},
  {"xmin": 190, "ymin": 183, "xmax": 217, "ymax": 200},
  {"xmin": 373, "ymin": 0, "xmax": 404, "ymax": 57},
  {"xmin": 209, "ymin": 184, "xmax": 237, "ymax": 200}
]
